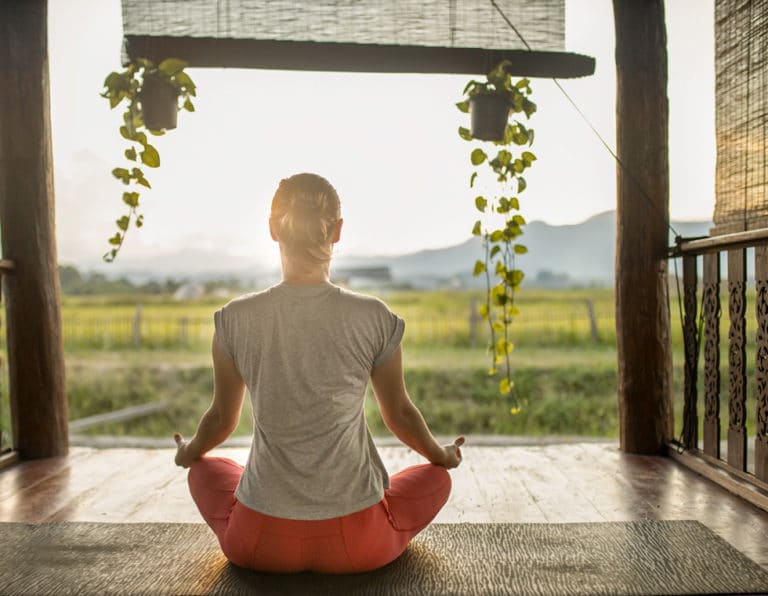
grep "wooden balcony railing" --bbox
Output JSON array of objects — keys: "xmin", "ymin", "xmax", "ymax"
[
  {"xmin": 669, "ymin": 229, "xmax": 768, "ymax": 509},
  {"xmin": 0, "ymin": 259, "xmax": 15, "ymax": 468}
]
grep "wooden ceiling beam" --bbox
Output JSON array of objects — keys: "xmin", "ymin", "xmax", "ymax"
[{"xmin": 124, "ymin": 36, "xmax": 595, "ymax": 78}]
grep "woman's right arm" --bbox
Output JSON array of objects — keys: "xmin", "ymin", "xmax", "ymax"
[{"xmin": 370, "ymin": 345, "xmax": 464, "ymax": 468}]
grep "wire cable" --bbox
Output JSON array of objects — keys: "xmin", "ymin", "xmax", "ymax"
[{"xmin": 488, "ymin": 0, "xmax": 681, "ymax": 241}]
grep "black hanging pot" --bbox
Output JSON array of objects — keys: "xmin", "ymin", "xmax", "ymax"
[
  {"xmin": 140, "ymin": 74, "xmax": 179, "ymax": 131},
  {"xmin": 469, "ymin": 94, "xmax": 511, "ymax": 142}
]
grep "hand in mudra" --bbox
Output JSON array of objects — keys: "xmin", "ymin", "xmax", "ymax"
[
  {"xmin": 173, "ymin": 432, "xmax": 195, "ymax": 468},
  {"xmin": 439, "ymin": 436, "xmax": 465, "ymax": 469}
]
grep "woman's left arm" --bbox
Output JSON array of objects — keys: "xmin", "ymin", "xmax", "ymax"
[{"xmin": 174, "ymin": 333, "xmax": 246, "ymax": 468}]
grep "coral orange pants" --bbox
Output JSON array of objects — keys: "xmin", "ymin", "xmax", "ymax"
[{"xmin": 187, "ymin": 457, "xmax": 451, "ymax": 574}]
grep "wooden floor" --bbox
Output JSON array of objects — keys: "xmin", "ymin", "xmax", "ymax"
[{"xmin": 3, "ymin": 442, "xmax": 768, "ymax": 569}]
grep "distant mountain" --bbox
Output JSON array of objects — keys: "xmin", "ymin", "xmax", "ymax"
[
  {"xmin": 70, "ymin": 211, "xmax": 712, "ymax": 289},
  {"xmin": 333, "ymin": 211, "xmax": 712, "ymax": 288}
]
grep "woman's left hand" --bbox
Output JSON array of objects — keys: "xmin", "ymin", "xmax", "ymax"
[{"xmin": 173, "ymin": 433, "xmax": 195, "ymax": 468}]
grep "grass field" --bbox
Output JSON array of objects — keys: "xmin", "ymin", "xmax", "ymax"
[{"xmin": 1, "ymin": 286, "xmax": 763, "ymax": 446}]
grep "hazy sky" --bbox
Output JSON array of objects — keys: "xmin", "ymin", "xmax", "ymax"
[{"xmin": 48, "ymin": 0, "xmax": 715, "ymax": 271}]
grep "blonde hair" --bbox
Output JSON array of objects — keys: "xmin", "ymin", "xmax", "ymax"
[{"xmin": 269, "ymin": 173, "xmax": 341, "ymax": 264}]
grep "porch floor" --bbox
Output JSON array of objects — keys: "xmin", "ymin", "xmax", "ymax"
[{"xmin": 2, "ymin": 441, "xmax": 768, "ymax": 569}]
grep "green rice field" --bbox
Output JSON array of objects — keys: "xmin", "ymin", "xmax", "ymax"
[{"xmin": 0, "ymin": 286, "xmax": 762, "ymax": 447}]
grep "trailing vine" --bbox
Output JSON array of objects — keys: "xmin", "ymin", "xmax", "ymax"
[
  {"xmin": 101, "ymin": 58, "xmax": 196, "ymax": 262},
  {"xmin": 456, "ymin": 60, "xmax": 537, "ymax": 411}
]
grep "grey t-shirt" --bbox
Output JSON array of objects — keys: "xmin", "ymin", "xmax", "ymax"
[{"xmin": 214, "ymin": 281, "xmax": 405, "ymax": 520}]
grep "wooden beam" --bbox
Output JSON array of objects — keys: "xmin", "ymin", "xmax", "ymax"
[
  {"xmin": 124, "ymin": 36, "xmax": 596, "ymax": 78},
  {"xmin": 673, "ymin": 227, "xmax": 768, "ymax": 256},
  {"xmin": 0, "ymin": 0, "xmax": 68, "ymax": 458},
  {"xmin": 613, "ymin": 0, "xmax": 672, "ymax": 454}
]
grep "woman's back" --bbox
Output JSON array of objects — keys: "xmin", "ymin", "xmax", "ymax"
[{"xmin": 215, "ymin": 280, "xmax": 404, "ymax": 519}]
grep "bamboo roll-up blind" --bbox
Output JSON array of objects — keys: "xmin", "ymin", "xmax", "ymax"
[
  {"xmin": 120, "ymin": 0, "xmax": 565, "ymax": 51},
  {"xmin": 713, "ymin": 0, "xmax": 768, "ymax": 234}
]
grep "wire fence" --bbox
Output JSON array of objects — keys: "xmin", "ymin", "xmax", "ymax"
[{"xmin": 6, "ymin": 300, "xmax": 622, "ymax": 350}]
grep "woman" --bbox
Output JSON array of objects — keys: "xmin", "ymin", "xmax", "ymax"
[{"xmin": 174, "ymin": 173, "xmax": 464, "ymax": 574}]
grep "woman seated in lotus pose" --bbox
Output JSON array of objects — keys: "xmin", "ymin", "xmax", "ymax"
[{"xmin": 173, "ymin": 172, "xmax": 464, "ymax": 574}]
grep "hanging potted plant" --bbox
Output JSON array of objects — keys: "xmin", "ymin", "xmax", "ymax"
[
  {"xmin": 456, "ymin": 60, "xmax": 537, "ymax": 410},
  {"xmin": 460, "ymin": 60, "xmax": 537, "ymax": 142},
  {"xmin": 100, "ymin": 58, "xmax": 196, "ymax": 261}
]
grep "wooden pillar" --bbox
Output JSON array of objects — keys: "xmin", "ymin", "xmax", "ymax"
[
  {"xmin": 613, "ymin": 0, "xmax": 673, "ymax": 454},
  {"xmin": 0, "ymin": 0, "xmax": 68, "ymax": 458}
]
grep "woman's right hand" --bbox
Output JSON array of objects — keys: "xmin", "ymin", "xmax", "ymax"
[{"xmin": 438, "ymin": 436, "xmax": 465, "ymax": 469}]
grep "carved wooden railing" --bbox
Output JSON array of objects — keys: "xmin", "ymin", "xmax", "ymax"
[{"xmin": 669, "ymin": 229, "xmax": 768, "ymax": 509}]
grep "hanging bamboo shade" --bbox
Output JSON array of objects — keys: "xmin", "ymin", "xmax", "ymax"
[
  {"xmin": 119, "ymin": 0, "xmax": 594, "ymax": 77},
  {"xmin": 712, "ymin": 0, "xmax": 768, "ymax": 234}
]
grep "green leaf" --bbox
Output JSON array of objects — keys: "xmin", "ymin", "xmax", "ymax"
[
  {"xmin": 174, "ymin": 71, "xmax": 195, "ymax": 90},
  {"xmin": 458, "ymin": 126, "xmax": 473, "ymax": 142},
  {"xmin": 517, "ymin": 177, "xmax": 527, "ymax": 193},
  {"xmin": 513, "ymin": 244, "xmax": 528, "ymax": 255},
  {"xmin": 122, "ymin": 192, "xmax": 140, "ymax": 207},
  {"xmin": 471, "ymin": 220, "xmax": 482, "ymax": 236},
  {"xmin": 140, "ymin": 144, "xmax": 160, "ymax": 167},
  {"xmin": 470, "ymin": 148, "xmax": 487, "ymax": 166},
  {"xmin": 497, "ymin": 338, "xmax": 514, "ymax": 356},
  {"xmin": 135, "ymin": 214, "xmax": 144, "ymax": 228},
  {"xmin": 183, "ymin": 98, "xmax": 195, "ymax": 112},
  {"xmin": 510, "ymin": 197, "xmax": 520, "ymax": 210},
  {"xmin": 475, "ymin": 196, "xmax": 488, "ymax": 212},
  {"xmin": 489, "ymin": 230, "xmax": 503, "ymax": 242},
  {"xmin": 116, "ymin": 215, "xmax": 130, "ymax": 231},
  {"xmin": 522, "ymin": 151, "xmax": 537, "ymax": 164},
  {"xmin": 455, "ymin": 100, "xmax": 470, "ymax": 114},
  {"xmin": 469, "ymin": 171, "xmax": 478, "ymax": 187},
  {"xmin": 499, "ymin": 377, "xmax": 512, "ymax": 395},
  {"xmin": 158, "ymin": 58, "xmax": 188, "ymax": 76},
  {"xmin": 513, "ymin": 159, "xmax": 525, "ymax": 174},
  {"xmin": 108, "ymin": 232, "xmax": 122, "ymax": 246},
  {"xmin": 478, "ymin": 304, "xmax": 489, "ymax": 318},
  {"xmin": 103, "ymin": 71, "xmax": 123, "ymax": 90},
  {"xmin": 496, "ymin": 150, "xmax": 512, "ymax": 166},
  {"xmin": 515, "ymin": 78, "xmax": 530, "ymax": 90},
  {"xmin": 490, "ymin": 245, "xmax": 501, "ymax": 258},
  {"xmin": 473, "ymin": 260, "xmax": 486, "ymax": 276},
  {"xmin": 512, "ymin": 214, "xmax": 526, "ymax": 226},
  {"xmin": 111, "ymin": 167, "xmax": 130, "ymax": 184},
  {"xmin": 509, "ymin": 269, "xmax": 525, "ymax": 286},
  {"xmin": 124, "ymin": 147, "xmax": 137, "ymax": 161},
  {"xmin": 522, "ymin": 98, "xmax": 537, "ymax": 118}
]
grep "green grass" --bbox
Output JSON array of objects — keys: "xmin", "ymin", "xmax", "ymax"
[{"xmin": 63, "ymin": 343, "xmax": 621, "ymax": 439}]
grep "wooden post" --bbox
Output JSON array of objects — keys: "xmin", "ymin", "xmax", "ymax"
[
  {"xmin": 585, "ymin": 299, "xmax": 599, "ymax": 343},
  {"xmin": 0, "ymin": 0, "xmax": 69, "ymax": 458},
  {"xmin": 613, "ymin": 0, "xmax": 673, "ymax": 454}
]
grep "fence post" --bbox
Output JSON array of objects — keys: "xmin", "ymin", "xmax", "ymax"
[
  {"xmin": 179, "ymin": 316, "xmax": 188, "ymax": 348},
  {"xmin": 468, "ymin": 298, "xmax": 480, "ymax": 348},
  {"xmin": 132, "ymin": 303, "xmax": 142, "ymax": 348},
  {"xmin": 585, "ymin": 299, "xmax": 599, "ymax": 343}
]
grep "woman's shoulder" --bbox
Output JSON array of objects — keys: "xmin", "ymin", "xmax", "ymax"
[{"xmin": 218, "ymin": 287, "xmax": 275, "ymax": 314}]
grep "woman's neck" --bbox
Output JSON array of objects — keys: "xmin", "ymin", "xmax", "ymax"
[{"xmin": 280, "ymin": 254, "xmax": 330, "ymax": 286}]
